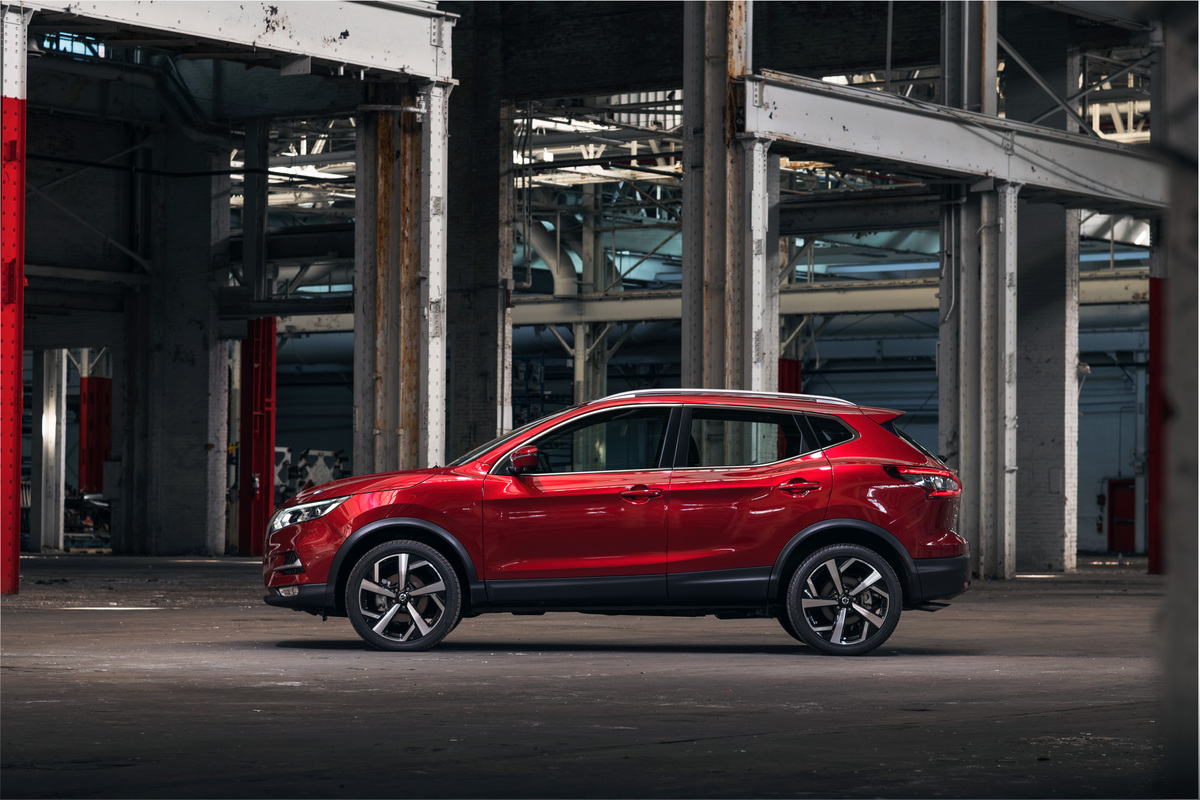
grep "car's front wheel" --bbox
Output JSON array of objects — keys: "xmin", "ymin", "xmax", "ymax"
[
  {"xmin": 785, "ymin": 544, "xmax": 901, "ymax": 656},
  {"xmin": 346, "ymin": 540, "xmax": 461, "ymax": 651}
]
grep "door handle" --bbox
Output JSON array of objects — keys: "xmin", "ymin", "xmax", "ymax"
[
  {"xmin": 778, "ymin": 478, "xmax": 821, "ymax": 496},
  {"xmin": 619, "ymin": 484, "xmax": 663, "ymax": 504}
]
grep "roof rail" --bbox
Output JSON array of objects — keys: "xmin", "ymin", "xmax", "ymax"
[{"xmin": 598, "ymin": 388, "xmax": 857, "ymax": 406}]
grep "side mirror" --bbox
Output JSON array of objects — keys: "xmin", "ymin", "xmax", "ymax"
[{"xmin": 508, "ymin": 445, "xmax": 540, "ymax": 475}]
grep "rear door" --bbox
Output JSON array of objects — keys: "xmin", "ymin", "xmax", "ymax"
[{"xmin": 665, "ymin": 405, "xmax": 832, "ymax": 602}]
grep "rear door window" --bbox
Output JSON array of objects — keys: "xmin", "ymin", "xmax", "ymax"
[{"xmin": 680, "ymin": 408, "xmax": 813, "ymax": 468}]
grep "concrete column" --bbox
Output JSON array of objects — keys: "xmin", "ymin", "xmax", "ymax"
[
  {"xmin": 446, "ymin": 4, "xmax": 512, "ymax": 458},
  {"xmin": 1160, "ymin": 4, "xmax": 1198, "ymax": 791},
  {"xmin": 1002, "ymin": 7, "xmax": 1080, "ymax": 572},
  {"xmin": 938, "ymin": 1, "xmax": 997, "ymax": 574},
  {"xmin": 938, "ymin": 190, "xmax": 983, "ymax": 566},
  {"xmin": 30, "ymin": 349, "xmax": 66, "ymax": 552},
  {"xmin": 111, "ymin": 127, "xmax": 229, "ymax": 555},
  {"xmin": 1015, "ymin": 202, "xmax": 1080, "ymax": 571},
  {"xmin": 446, "ymin": 61, "xmax": 511, "ymax": 455}
]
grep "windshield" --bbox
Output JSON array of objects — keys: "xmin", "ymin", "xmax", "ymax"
[{"xmin": 445, "ymin": 417, "xmax": 544, "ymax": 467}]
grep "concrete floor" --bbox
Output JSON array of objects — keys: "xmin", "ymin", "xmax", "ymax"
[{"xmin": 1, "ymin": 555, "xmax": 1168, "ymax": 798}]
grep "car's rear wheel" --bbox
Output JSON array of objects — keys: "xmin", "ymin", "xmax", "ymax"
[
  {"xmin": 346, "ymin": 540, "xmax": 461, "ymax": 651},
  {"xmin": 785, "ymin": 544, "xmax": 901, "ymax": 656}
]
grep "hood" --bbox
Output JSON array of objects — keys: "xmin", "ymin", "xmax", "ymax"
[{"xmin": 286, "ymin": 468, "xmax": 445, "ymax": 505}]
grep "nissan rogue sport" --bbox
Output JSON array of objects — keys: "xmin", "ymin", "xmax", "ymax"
[{"xmin": 263, "ymin": 390, "xmax": 970, "ymax": 655}]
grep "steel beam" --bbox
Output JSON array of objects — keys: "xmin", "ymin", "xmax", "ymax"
[
  {"xmin": 744, "ymin": 73, "xmax": 1167, "ymax": 211},
  {"xmin": 680, "ymin": 0, "xmax": 705, "ymax": 386},
  {"xmin": 510, "ymin": 271, "xmax": 1148, "ymax": 327},
  {"xmin": 23, "ymin": 1, "xmax": 455, "ymax": 80},
  {"xmin": 30, "ymin": 349, "xmax": 66, "ymax": 553},
  {"xmin": 1, "ymin": 3, "xmax": 30, "ymax": 592},
  {"xmin": 354, "ymin": 81, "xmax": 450, "ymax": 471},
  {"xmin": 779, "ymin": 192, "xmax": 940, "ymax": 234}
]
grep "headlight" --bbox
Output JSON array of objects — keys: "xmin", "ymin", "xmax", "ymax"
[{"xmin": 268, "ymin": 496, "xmax": 349, "ymax": 532}]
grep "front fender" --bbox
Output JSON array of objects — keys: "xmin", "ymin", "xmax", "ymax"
[{"xmin": 325, "ymin": 518, "xmax": 487, "ymax": 611}]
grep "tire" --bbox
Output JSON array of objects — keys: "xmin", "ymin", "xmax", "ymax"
[
  {"xmin": 345, "ymin": 540, "xmax": 462, "ymax": 652},
  {"xmin": 785, "ymin": 543, "xmax": 901, "ymax": 656}
]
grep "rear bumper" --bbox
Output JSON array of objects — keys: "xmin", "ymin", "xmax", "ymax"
[{"xmin": 911, "ymin": 554, "xmax": 971, "ymax": 605}]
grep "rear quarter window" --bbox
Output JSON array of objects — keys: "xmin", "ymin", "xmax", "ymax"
[{"xmin": 806, "ymin": 414, "xmax": 856, "ymax": 448}]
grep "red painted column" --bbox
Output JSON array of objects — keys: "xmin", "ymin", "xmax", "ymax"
[
  {"xmin": 1147, "ymin": 276, "xmax": 1164, "ymax": 574},
  {"xmin": 238, "ymin": 317, "xmax": 276, "ymax": 556},
  {"xmin": 2, "ymin": 7, "xmax": 31, "ymax": 595},
  {"xmin": 78, "ymin": 377, "xmax": 112, "ymax": 493},
  {"xmin": 778, "ymin": 357, "xmax": 803, "ymax": 394}
]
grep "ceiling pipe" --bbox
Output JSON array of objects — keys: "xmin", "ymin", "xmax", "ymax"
[{"xmin": 515, "ymin": 220, "xmax": 578, "ymax": 297}]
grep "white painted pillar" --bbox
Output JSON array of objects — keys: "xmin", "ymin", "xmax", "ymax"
[
  {"xmin": 979, "ymin": 183, "xmax": 1020, "ymax": 579},
  {"xmin": 419, "ymin": 81, "xmax": 450, "ymax": 467},
  {"xmin": 739, "ymin": 134, "xmax": 778, "ymax": 392}
]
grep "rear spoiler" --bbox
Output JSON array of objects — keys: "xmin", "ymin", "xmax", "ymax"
[{"xmin": 856, "ymin": 406, "xmax": 904, "ymax": 425}]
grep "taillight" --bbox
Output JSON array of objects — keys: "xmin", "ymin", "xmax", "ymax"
[{"xmin": 888, "ymin": 466, "xmax": 961, "ymax": 497}]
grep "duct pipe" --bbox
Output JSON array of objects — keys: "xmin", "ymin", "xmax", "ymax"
[{"xmin": 516, "ymin": 220, "xmax": 578, "ymax": 296}]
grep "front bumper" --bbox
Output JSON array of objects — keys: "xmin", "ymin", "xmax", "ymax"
[
  {"xmin": 263, "ymin": 582, "xmax": 330, "ymax": 615},
  {"xmin": 912, "ymin": 554, "xmax": 971, "ymax": 605}
]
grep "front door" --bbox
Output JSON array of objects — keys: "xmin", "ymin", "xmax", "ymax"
[{"xmin": 482, "ymin": 405, "xmax": 677, "ymax": 604}]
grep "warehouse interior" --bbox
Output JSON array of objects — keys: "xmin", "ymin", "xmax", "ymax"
[{"xmin": 0, "ymin": 0, "xmax": 1196, "ymax": 790}]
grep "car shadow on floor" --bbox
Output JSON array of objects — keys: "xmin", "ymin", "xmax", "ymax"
[{"xmin": 271, "ymin": 638, "xmax": 980, "ymax": 657}]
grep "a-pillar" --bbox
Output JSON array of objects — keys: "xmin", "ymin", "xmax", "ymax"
[
  {"xmin": 682, "ymin": 0, "xmax": 779, "ymax": 391},
  {"xmin": 446, "ymin": 5, "xmax": 512, "ymax": 453},
  {"xmin": 114, "ymin": 126, "xmax": 230, "ymax": 555},
  {"xmin": 30, "ymin": 349, "xmax": 66, "ymax": 552},
  {"xmin": 354, "ymin": 81, "xmax": 450, "ymax": 471},
  {"xmin": 1, "ymin": 2, "xmax": 32, "ymax": 591}
]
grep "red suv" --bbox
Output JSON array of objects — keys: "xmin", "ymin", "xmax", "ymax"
[{"xmin": 263, "ymin": 390, "xmax": 969, "ymax": 655}]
